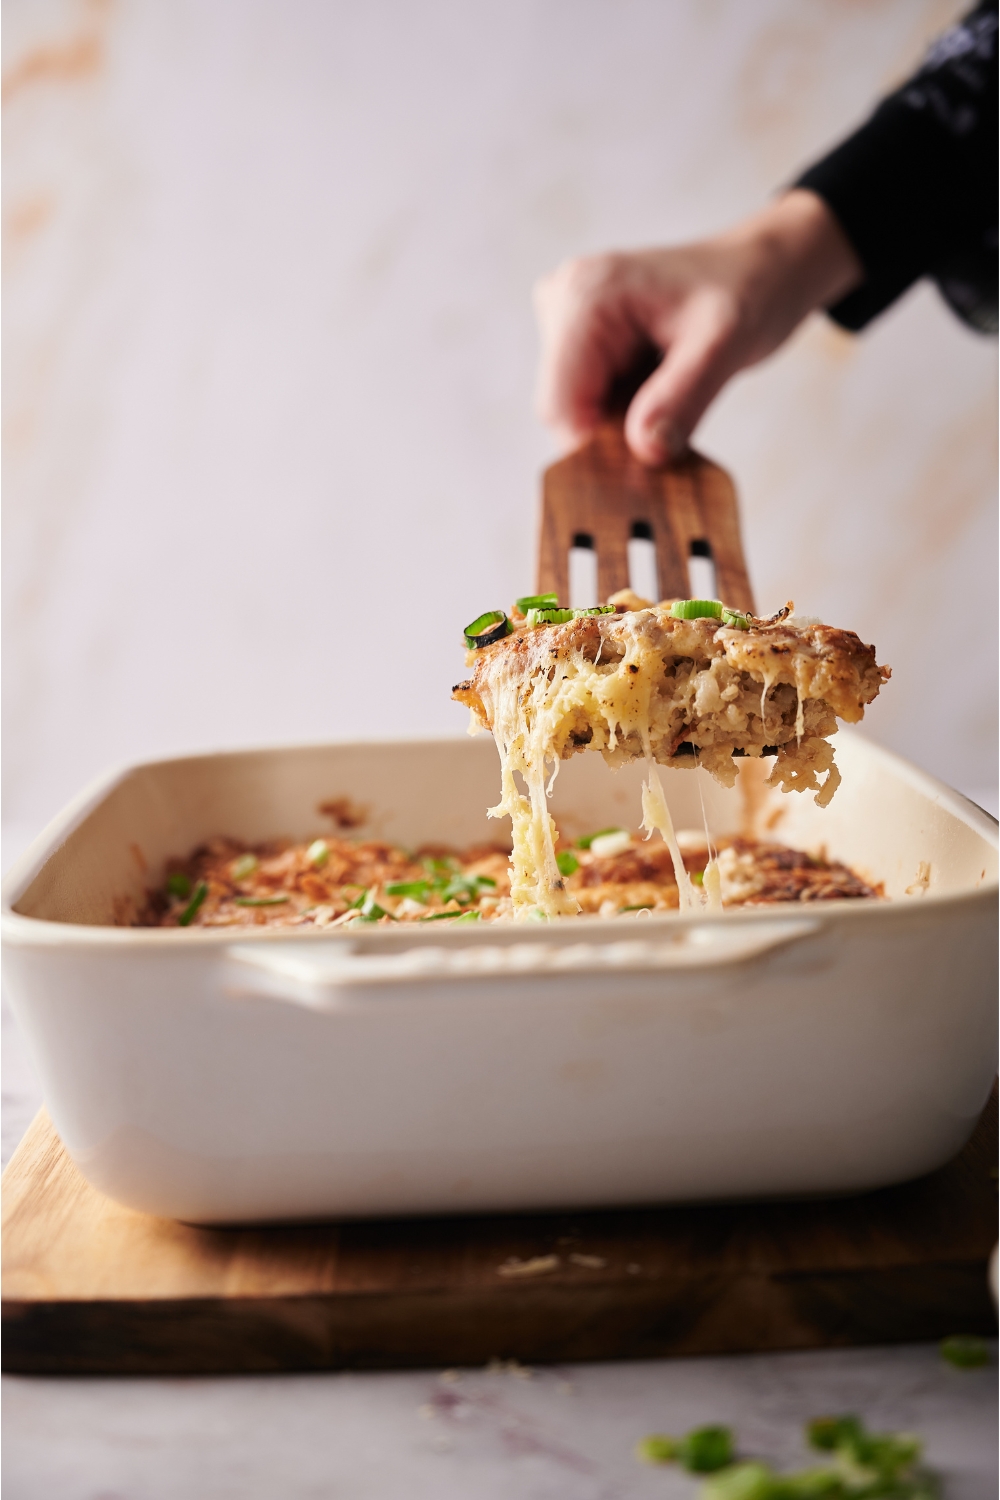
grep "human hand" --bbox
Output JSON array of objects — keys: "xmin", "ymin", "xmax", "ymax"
[{"xmin": 534, "ymin": 189, "xmax": 862, "ymax": 466}]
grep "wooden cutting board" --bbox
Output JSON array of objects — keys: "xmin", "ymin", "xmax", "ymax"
[{"xmin": 2, "ymin": 1095, "xmax": 995, "ymax": 1376}]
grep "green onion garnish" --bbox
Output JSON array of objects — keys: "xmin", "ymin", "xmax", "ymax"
[
  {"xmin": 556, "ymin": 851, "xmax": 579, "ymax": 877},
  {"xmin": 385, "ymin": 880, "xmax": 430, "ymax": 900},
  {"xmin": 166, "ymin": 872, "xmax": 192, "ymax": 899},
  {"xmin": 233, "ymin": 894, "xmax": 290, "ymax": 907},
  {"xmin": 177, "ymin": 880, "xmax": 208, "ymax": 925},
  {"xmin": 229, "ymin": 854, "xmax": 258, "ymax": 881},
  {"xmin": 439, "ymin": 872, "xmax": 496, "ymax": 905},
  {"xmin": 346, "ymin": 889, "xmax": 396, "ymax": 922},
  {"xmin": 515, "ymin": 592, "xmax": 558, "ymax": 613},
  {"xmin": 691, "ymin": 870, "xmax": 704, "ymax": 885},
  {"xmin": 621, "ymin": 903, "xmax": 655, "ymax": 912},
  {"xmin": 419, "ymin": 908, "xmax": 474, "ymax": 921},
  {"xmin": 940, "ymin": 1335, "xmax": 989, "ymax": 1368},
  {"xmin": 671, "ymin": 599, "xmax": 723, "ymax": 620},
  {"xmin": 455, "ymin": 910, "xmax": 481, "ymax": 922},
  {"xmin": 307, "ymin": 839, "xmax": 329, "ymax": 867},
  {"xmin": 576, "ymin": 827, "xmax": 623, "ymax": 850},
  {"xmin": 464, "ymin": 610, "xmax": 513, "ymax": 649},
  {"xmin": 525, "ymin": 606, "xmax": 575, "ymax": 626},
  {"xmin": 637, "ymin": 1426, "xmax": 734, "ymax": 1473},
  {"xmin": 524, "ymin": 604, "xmax": 617, "ymax": 628},
  {"xmin": 721, "ymin": 607, "xmax": 751, "ymax": 630}
]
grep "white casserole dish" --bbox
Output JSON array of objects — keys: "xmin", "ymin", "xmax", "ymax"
[{"xmin": 2, "ymin": 731, "xmax": 996, "ymax": 1224}]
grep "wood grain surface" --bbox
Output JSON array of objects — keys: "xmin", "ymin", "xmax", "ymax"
[
  {"xmin": 2, "ymin": 1095, "xmax": 995, "ymax": 1376},
  {"xmin": 537, "ymin": 423, "xmax": 756, "ymax": 612}
]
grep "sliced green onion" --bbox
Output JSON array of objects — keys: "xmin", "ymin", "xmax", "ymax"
[
  {"xmin": 233, "ymin": 894, "xmax": 290, "ymax": 907},
  {"xmin": 229, "ymin": 854, "xmax": 258, "ymax": 882},
  {"xmin": 166, "ymin": 872, "xmax": 192, "ymax": 899},
  {"xmin": 556, "ymin": 850, "xmax": 579, "ymax": 877},
  {"xmin": 385, "ymin": 880, "xmax": 430, "ymax": 899},
  {"xmin": 440, "ymin": 872, "xmax": 496, "ymax": 904},
  {"xmin": 721, "ymin": 607, "xmax": 751, "ymax": 631},
  {"xmin": 455, "ymin": 910, "xmax": 481, "ymax": 922},
  {"xmin": 419, "ymin": 908, "xmax": 474, "ymax": 921},
  {"xmin": 177, "ymin": 880, "xmax": 208, "ymax": 925},
  {"xmin": 525, "ymin": 606, "xmax": 575, "ymax": 627},
  {"xmin": 572, "ymin": 605, "xmax": 616, "ymax": 617},
  {"xmin": 671, "ymin": 599, "xmax": 723, "ymax": 620},
  {"xmin": 637, "ymin": 1426, "xmax": 734, "ymax": 1473},
  {"xmin": 463, "ymin": 610, "xmax": 513, "ymax": 649},
  {"xmin": 940, "ymin": 1335, "xmax": 989, "ymax": 1369},
  {"xmin": 307, "ymin": 839, "xmax": 329, "ymax": 867},
  {"xmin": 345, "ymin": 888, "xmax": 397, "ymax": 922},
  {"xmin": 621, "ymin": 903, "xmax": 655, "ymax": 912},
  {"xmin": 515, "ymin": 592, "xmax": 558, "ymax": 613},
  {"xmin": 576, "ymin": 826, "xmax": 623, "ymax": 850},
  {"xmin": 691, "ymin": 870, "xmax": 705, "ymax": 886}
]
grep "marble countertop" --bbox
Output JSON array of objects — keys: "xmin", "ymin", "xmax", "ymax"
[{"xmin": 2, "ymin": 995, "xmax": 997, "ymax": 1500}]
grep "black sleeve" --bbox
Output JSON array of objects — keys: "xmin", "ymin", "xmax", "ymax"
[{"xmin": 794, "ymin": 2, "xmax": 998, "ymax": 333}]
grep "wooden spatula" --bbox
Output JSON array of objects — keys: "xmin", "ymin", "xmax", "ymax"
[{"xmin": 536, "ymin": 418, "xmax": 755, "ymax": 614}]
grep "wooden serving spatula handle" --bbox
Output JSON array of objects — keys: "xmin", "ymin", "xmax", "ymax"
[{"xmin": 536, "ymin": 419, "xmax": 756, "ymax": 614}]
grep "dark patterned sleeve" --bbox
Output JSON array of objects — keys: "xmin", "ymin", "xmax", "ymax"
[{"xmin": 795, "ymin": 2, "xmax": 998, "ymax": 333}]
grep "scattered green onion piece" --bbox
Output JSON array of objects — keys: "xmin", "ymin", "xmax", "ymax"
[
  {"xmin": 229, "ymin": 854, "xmax": 258, "ymax": 882},
  {"xmin": 440, "ymin": 872, "xmax": 496, "ymax": 905},
  {"xmin": 515, "ymin": 592, "xmax": 558, "ymax": 613},
  {"xmin": 463, "ymin": 610, "xmax": 513, "ymax": 649},
  {"xmin": 346, "ymin": 888, "xmax": 396, "ymax": 922},
  {"xmin": 423, "ymin": 856, "xmax": 460, "ymax": 875},
  {"xmin": 166, "ymin": 872, "xmax": 192, "ymax": 899},
  {"xmin": 721, "ymin": 607, "xmax": 751, "ymax": 631},
  {"xmin": 419, "ymin": 908, "xmax": 474, "ymax": 921},
  {"xmin": 691, "ymin": 869, "xmax": 705, "ymax": 885},
  {"xmin": 307, "ymin": 839, "xmax": 329, "ymax": 867},
  {"xmin": 525, "ymin": 606, "xmax": 575, "ymax": 627},
  {"xmin": 385, "ymin": 880, "xmax": 430, "ymax": 900},
  {"xmin": 177, "ymin": 880, "xmax": 208, "ymax": 926},
  {"xmin": 572, "ymin": 605, "xmax": 616, "ymax": 617},
  {"xmin": 637, "ymin": 1426, "xmax": 734, "ymax": 1473},
  {"xmin": 576, "ymin": 827, "xmax": 623, "ymax": 850},
  {"xmin": 527, "ymin": 908, "xmax": 548, "ymax": 921},
  {"xmin": 940, "ymin": 1335, "xmax": 989, "ymax": 1369},
  {"xmin": 556, "ymin": 851, "xmax": 579, "ymax": 877},
  {"xmin": 233, "ymin": 894, "xmax": 290, "ymax": 907},
  {"xmin": 621, "ymin": 903, "xmax": 655, "ymax": 912},
  {"xmin": 455, "ymin": 910, "xmax": 481, "ymax": 922},
  {"xmin": 671, "ymin": 599, "xmax": 724, "ymax": 620}
]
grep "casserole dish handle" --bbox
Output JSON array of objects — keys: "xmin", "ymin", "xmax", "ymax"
[{"xmin": 224, "ymin": 918, "xmax": 821, "ymax": 1011}]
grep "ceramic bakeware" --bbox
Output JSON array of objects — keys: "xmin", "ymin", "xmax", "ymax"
[{"xmin": 2, "ymin": 730, "xmax": 996, "ymax": 1223}]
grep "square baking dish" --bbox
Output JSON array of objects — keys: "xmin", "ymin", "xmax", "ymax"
[{"xmin": 2, "ymin": 730, "xmax": 996, "ymax": 1224}]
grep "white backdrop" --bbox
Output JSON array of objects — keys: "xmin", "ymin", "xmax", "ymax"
[{"xmin": 4, "ymin": 0, "xmax": 997, "ymax": 854}]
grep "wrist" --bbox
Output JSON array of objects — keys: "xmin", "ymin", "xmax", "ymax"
[{"xmin": 730, "ymin": 189, "xmax": 863, "ymax": 326}]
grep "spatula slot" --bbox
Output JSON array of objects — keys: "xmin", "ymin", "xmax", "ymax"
[
  {"xmin": 628, "ymin": 521, "xmax": 659, "ymax": 602},
  {"xmin": 569, "ymin": 533, "xmax": 599, "ymax": 608},
  {"xmin": 687, "ymin": 537, "xmax": 717, "ymax": 601}
]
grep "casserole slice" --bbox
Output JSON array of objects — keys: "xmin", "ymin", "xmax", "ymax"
[{"xmin": 453, "ymin": 601, "xmax": 890, "ymax": 913}]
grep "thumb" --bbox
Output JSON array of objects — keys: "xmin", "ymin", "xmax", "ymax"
[{"xmin": 623, "ymin": 298, "xmax": 738, "ymax": 466}]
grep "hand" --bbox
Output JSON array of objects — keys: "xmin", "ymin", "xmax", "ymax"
[{"xmin": 534, "ymin": 189, "xmax": 862, "ymax": 466}]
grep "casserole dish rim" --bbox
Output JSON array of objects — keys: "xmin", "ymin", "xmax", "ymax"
[{"xmin": 3, "ymin": 727, "xmax": 996, "ymax": 949}]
